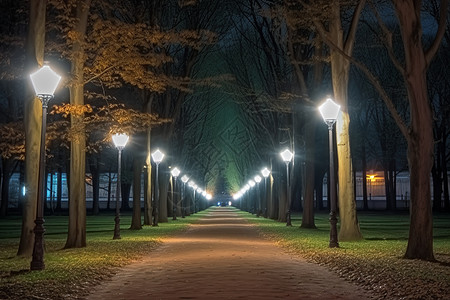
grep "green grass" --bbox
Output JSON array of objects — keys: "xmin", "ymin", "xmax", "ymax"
[
  {"xmin": 242, "ymin": 211, "xmax": 450, "ymax": 299},
  {"xmin": 0, "ymin": 210, "xmax": 208, "ymax": 299}
]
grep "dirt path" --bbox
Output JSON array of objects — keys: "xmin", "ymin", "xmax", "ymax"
[{"xmin": 86, "ymin": 207, "xmax": 374, "ymax": 300}]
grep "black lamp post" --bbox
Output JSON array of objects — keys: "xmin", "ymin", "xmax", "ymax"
[
  {"xmin": 261, "ymin": 167, "xmax": 270, "ymax": 218},
  {"xmin": 171, "ymin": 167, "xmax": 180, "ymax": 220},
  {"xmin": 181, "ymin": 175, "xmax": 189, "ymax": 218},
  {"xmin": 280, "ymin": 149, "xmax": 293, "ymax": 226},
  {"xmin": 29, "ymin": 65, "xmax": 61, "ymax": 271},
  {"xmin": 319, "ymin": 97, "xmax": 341, "ymax": 248},
  {"xmin": 112, "ymin": 133, "xmax": 129, "ymax": 239},
  {"xmin": 254, "ymin": 175, "xmax": 262, "ymax": 217},
  {"xmin": 151, "ymin": 149, "xmax": 164, "ymax": 226}
]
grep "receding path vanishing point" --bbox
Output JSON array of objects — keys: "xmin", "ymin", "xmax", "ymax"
[{"xmin": 87, "ymin": 207, "xmax": 374, "ymax": 300}]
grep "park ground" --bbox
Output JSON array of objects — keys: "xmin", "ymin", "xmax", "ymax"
[{"xmin": 0, "ymin": 207, "xmax": 449, "ymax": 299}]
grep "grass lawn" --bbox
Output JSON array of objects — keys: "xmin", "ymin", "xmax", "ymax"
[
  {"xmin": 242, "ymin": 211, "xmax": 450, "ymax": 300},
  {"xmin": 0, "ymin": 211, "xmax": 207, "ymax": 299}
]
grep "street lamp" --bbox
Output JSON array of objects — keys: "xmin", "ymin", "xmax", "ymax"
[
  {"xmin": 280, "ymin": 149, "xmax": 293, "ymax": 226},
  {"xmin": 151, "ymin": 149, "xmax": 164, "ymax": 226},
  {"xmin": 29, "ymin": 65, "xmax": 61, "ymax": 270},
  {"xmin": 319, "ymin": 97, "xmax": 341, "ymax": 248},
  {"xmin": 254, "ymin": 175, "xmax": 262, "ymax": 217},
  {"xmin": 181, "ymin": 175, "xmax": 189, "ymax": 217},
  {"xmin": 261, "ymin": 167, "xmax": 270, "ymax": 218},
  {"xmin": 112, "ymin": 133, "xmax": 129, "ymax": 239},
  {"xmin": 171, "ymin": 167, "xmax": 180, "ymax": 220}
]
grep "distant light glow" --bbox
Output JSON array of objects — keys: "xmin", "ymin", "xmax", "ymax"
[
  {"xmin": 171, "ymin": 167, "xmax": 180, "ymax": 178},
  {"xmin": 261, "ymin": 167, "xmax": 270, "ymax": 178},
  {"xmin": 181, "ymin": 175, "xmax": 189, "ymax": 183}
]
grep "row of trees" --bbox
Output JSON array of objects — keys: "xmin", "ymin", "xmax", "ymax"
[{"xmin": 0, "ymin": 0, "xmax": 449, "ymax": 262}]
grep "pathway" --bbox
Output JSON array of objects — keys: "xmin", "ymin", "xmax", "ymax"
[{"xmin": 86, "ymin": 207, "xmax": 373, "ymax": 300}]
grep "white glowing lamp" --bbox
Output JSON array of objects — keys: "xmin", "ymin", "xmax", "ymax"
[
  {"xmin": 254, "ymin": 175, "xmax": 262, "ymax": 183},
  {"xmin": 151, "ymin": 149, "xmax": 164, "ymax": 164},
  {"xmin": 30, "ymin": 65, "xmax": 62, "ymax": 97},
  {"xmin": 171, "ymin": 167, "xmax": 180, "ymax": 178},
  {"xmin": 261, "ymin": 167, "xmax": 270, "ymax": 178},
  {"xmin": 112, "ymin": 133, "xmax": 129, "ymax": 150},
  {"xmin": 319, "ymin": 98, "xmax": 341, "ymax": 126},
  {"xmin": 280, "ymin": 149, "xmax": 293, "ymax": 163},
  {"xmin": 181, "ymin": 175, "xmax": 189, "ymax": 183},
  {"xmin": 248, "ymin": 180, "xmax": 255, "ymax": 187}
]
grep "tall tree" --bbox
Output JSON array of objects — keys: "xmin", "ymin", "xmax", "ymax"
[
  {"xmin": 64, "ymin": 0, "xmax": 91, "ymax": 249},
  {"xmin": 338, "ymin": 0, "xmax": 448, "ymax": 259},
  {"xmin": 306, "ymin": 0, "xmax": 365, "ymax": 241},
  {"xmin": 17, "ymin": 0, "xmax": 47, "ymax": 256}
]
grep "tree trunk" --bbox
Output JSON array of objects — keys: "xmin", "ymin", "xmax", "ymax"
[
  {"xmin": 65, "ymin": 0, "xmax": 91, "ymax": 249},
  {"xmin": 130, "ymin": 157, "xmax": 143, "ymax": 230},
  {"xmin": 56, "ymin": 169, "xmax": 62, "ymax": 212},
  {"xmin": 121, "ymin": 183, "xmax": 131, "ymax": 211},
  {"xmin": 329, "ymin": 1, "xmax": 363, "ymax": 242},
  {"xmin": 0, "ymin": 159, "xmax": 14, "ymax": 217},
  {"xmin": 361, "ymin": 142, "xmax": 368, "ymax": 210},
  {"xmin": 107, "ymin": 172, "xmax": 112, "ymax": 210},
  {"xmin": 89, "ymin": 156, "xmax": 100, "ymax": 215},
  {"xmin": 158, "ymin": 171, "xmax": 168, "ymax": 223},
  {"xmin": 301, "ymin": 118, "xmax": 317, "ymax": 228},
  {"xmin": 18, "ymin": 0, "xmax": 46, "ymax": 257},
  {"xmin": 143, "ymin": 107, "xmax": 152, "ymax": 225},
  {"xmin": 442, "ymin": 131, "xmax": 449, "ymax": 211}
]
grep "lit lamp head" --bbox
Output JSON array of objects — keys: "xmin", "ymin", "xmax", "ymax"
[
  {"xmin": 171, "ymin": 167, "xmax": 180, "ymax": 178},
  {"xmin": 151, "ymin": 149, "xmax": 164, "ymax": 165},
  {"xmin": 112, "ymin": 133, "xmax": 129, "ymax": 151},
  {"xmin": 280, "ymin": 149, "xmax": 293, "ymax": 164},
  {"xmin": 181, "ymin": 175, "xmax": 189, "ymax": 183},
  {"xmin": 206, "ymin": 194, "xmax": 212, "ymax": 200},
  {"xmin": 248, "ymin": 180, "xmax": 256, "ymax": 187},
  {"xmin": 197, "ymin": 187, "xmax": 202, "ymax": 193},
  {"xmin": 319, "ymin": 98, "xmax": 341, "ymax": 129},
  {"xmin": 254, "ymin": 175, "xmax": 262, "ymax": 183},
  {"xmin": 30, "ymin": 65, "xmax": 62, "ymax": 105},
  {"xmin": 261, "ymin": 167, "xmax": 270, "ymax": 178}
]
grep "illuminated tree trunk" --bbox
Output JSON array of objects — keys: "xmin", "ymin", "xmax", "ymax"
[
  {"xmin": 327, "ymin": 0, "xmax": 364, "ymax": 241},
  {"xmin": 17, "ymin": 0, "xmax": 46, "ymax": 257},
  {"xmin": 64, "ymin": 0, "xmax": 91, "ymax": 249}
]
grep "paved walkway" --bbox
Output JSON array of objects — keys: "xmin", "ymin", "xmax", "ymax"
[{"xmin": 87, "ymin": 207, "xmax": 373, "ymax": 300}]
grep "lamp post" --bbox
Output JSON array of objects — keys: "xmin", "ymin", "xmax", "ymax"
[
  {"xmin": 171, "ymin": 167, "xmax": 180, "ymax": 220},
  {"xmin": 112, "ymin": 133, "xmax": 129, "ymax": 239},
  {"xmin": 151, "ymin": 149, "xmax": 164, "ymax": 226},
  {"xmin": 196, "ymin": 187, "xmax": 202, "ymax": 212},
  {"xmin": 254, "ymin": 175, "xmax": 262, "ymax": 217},
  {"xmin": 29, "ymin": 65, "xmax": 61, "ymax": 270},
  {"xmin": 280, "ymin": 149, "xmax": 293, "ymax": 226},
  {"xmin": 261, "ymin": 167, "xmax": 270, "ymax": 218},
  {"xmin": 319, "ymin": 97, "xmax": 341, "ymax": 248},
  {"xmin": 181, "ymin": 175, "xmax": 189, "ymax": 218},
  {"xmin": 248, "ymin": 180, "xmax": 255, "ymax": 213},
  {"xmin": 193, "ymin": 184, "xmax": 198, "ymax": 213}
]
